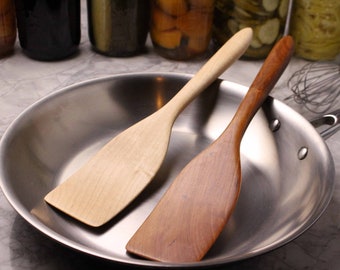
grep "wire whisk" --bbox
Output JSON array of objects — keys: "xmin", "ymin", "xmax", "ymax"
[{"xmin": 286, "ymin": 61, "xmax": 340, "ymax": 114}]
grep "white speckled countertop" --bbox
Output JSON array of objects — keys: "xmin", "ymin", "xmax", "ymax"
[{"xmin": 0, "ymin": 3, "xmax": 339, "ymax": 270}]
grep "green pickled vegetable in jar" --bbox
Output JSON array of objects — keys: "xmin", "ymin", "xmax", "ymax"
[
  {"xmin": 290, "ymin": 0, "xmax": 340, "ymax": 61},
  {"xmin": 213, "ymin": 0, "xmax": 289, "ymax": 59},
  {"xmin": 87, "ymin": 0, "xmax": 149, "ymax": 57}
]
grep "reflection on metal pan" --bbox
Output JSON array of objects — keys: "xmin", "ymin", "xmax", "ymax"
[{"xmin": 0, "ymin": 73, "xmax": 335, "ymax": 268}]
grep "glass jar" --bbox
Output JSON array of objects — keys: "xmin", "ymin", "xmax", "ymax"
[
  {"xmin": 290, "ymin": 0, "xmax": 340, "ymax": 61},
  {"xmin": 14, "ymin": 0, "xmax": 81, "ymax": 61},
  {"xmin": 150, "ymin": 0, "xmax": 214, "ymax": 60},
  {"xmin": 213, "ymin": 0, "xmax": 289, "ymax": 59},
  {"xmin": 87, "ymin": 0, "xmax": 150, "ymax": 57},
  {"xmin": 0, "ymin": 0, "xmax": 16, "ymax": 58}
]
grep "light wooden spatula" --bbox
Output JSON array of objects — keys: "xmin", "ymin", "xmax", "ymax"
[
  {"xmin": 126, "ymin": 36, "xmax": 294, "ymax": 262},
  {"xmin": 44, "ymin": 28, "xmax": 253, "ymax": 227}
]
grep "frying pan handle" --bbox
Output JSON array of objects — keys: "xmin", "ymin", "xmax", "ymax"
[{"xmin": 310, "ymin": 109, "xmax": 340, "ymax": 140}]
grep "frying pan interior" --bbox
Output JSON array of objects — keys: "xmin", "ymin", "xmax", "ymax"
[{"xmin": 0, "ymin": 73, "xmax": 334, "ymax": 268}]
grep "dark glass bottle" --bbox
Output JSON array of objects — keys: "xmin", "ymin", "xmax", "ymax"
[
  {"xmin": 14, "ymin": 0, "xmax": 80, "ymax": 61},
  {"xmin": 0, "ymin": 0, "xmax": 16, "ymax": 58},
  {"xmin": 87, "ymin": 0, "xmax": 149, "ymax": 57}
]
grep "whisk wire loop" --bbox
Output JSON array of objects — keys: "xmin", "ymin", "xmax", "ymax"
[{"xmin": 287, "ymin": 61, "xmax": 340, "ymax": 114}]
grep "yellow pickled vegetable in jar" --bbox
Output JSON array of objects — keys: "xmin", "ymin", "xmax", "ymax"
[
  {"xmin": 290, "ymin": 0, "xmax": 340, "ymax": 61},
  {"xmin": 213, "ymin": 0, "xmax": 289, "ymax": 59},
  {"xmin": 150, "ymin": 0, "xmax": 214, "ymax": 60}
]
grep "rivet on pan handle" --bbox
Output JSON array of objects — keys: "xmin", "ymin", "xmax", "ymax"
[{"xmin": 310, "ymin": 109, "xmax": 340, "ymax": 140}]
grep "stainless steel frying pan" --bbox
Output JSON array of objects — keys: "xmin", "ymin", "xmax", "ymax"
[{"xmin": 0, "ymin": 73, "xmax": 335, "ymax": 268}]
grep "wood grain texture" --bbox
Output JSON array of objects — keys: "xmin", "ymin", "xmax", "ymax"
[
  {"xmin": 126, "ymin": 36, "xmax": 295, "ymax": 262},
  {"xmin": 44, "ymin": 28, "xmax": 253, "ymax": 227}
]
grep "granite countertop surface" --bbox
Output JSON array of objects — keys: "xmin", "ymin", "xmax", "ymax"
[{"xmin": 0, "ymin": 4, "xmax": 339, "ymax": 270}]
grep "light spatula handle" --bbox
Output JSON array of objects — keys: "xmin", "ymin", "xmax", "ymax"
[{"xmin": 163, "ymin": 28, "xmax": 253, "ymax": 119}]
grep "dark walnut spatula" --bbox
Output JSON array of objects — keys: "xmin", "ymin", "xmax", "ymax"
[
  {"xmin": 126, "ymin": 36, "xmax": 294, "ymax": 262},
  {"xmin": 44, "ymin": 28, "xmax": 253, "ymax": 227}
]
